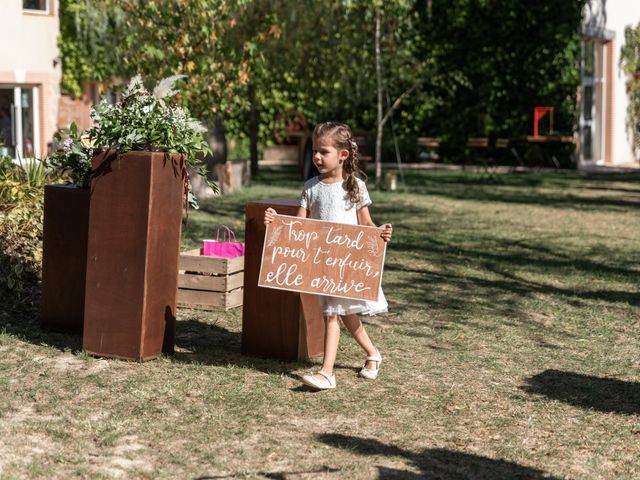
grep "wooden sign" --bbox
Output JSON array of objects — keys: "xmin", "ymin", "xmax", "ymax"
[{"xmin": 258, "ymin": 214, "xmax": 386, "ymax": 301}]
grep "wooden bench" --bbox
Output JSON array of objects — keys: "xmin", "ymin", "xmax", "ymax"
[
  {"xmin": 414, "ymin": 135, "xmax": 572, "ymax": 171},
  {"xmin": 467, "ymin": 137, "xmax": 510, "ymax": 149},
  {"xmin": 416, "ymin": 136, "xmax": 507, "ymax": 164},
  {"xmin": 416, "ymin": 137, "xmax": 440, "ymax": 161},
  {"xmin": 465, "ymin": 137, "xmax": 514, "ymax": 177}
]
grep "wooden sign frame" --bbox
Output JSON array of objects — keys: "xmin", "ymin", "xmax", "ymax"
[{"xmin": 258, "ymin": 214, "xmax": 386, "ymax": 301}]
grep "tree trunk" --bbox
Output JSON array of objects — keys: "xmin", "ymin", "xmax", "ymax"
[
  {"xmin": 249, "ymin": 82, "xmax": 259, "ymax": 178},
  {"xmin": 375, "ymin": 6, "xmax": 383, "ymax": 190},
  {"xmin": 209, "ymin": 118, "xmax": 227, "ymax": 164}
]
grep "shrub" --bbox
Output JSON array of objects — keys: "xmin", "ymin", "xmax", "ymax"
[
  {"xmin": 0, "ymin": 156, "xmax": 53, "ymax": 207},
  {"xmin": 0, "ymin": 200, "xmax": 43, "ymax": 304},
  {"xmin": 620, "ymin": 22, "xmax": 640, "ymax": 157},
  {"xmin": 0, "ymin": 157, "xmax": 59, "ymax": 306},
  {"xmin": 47, "ymin": 121, "xmax": 93, "ymax": 187}
]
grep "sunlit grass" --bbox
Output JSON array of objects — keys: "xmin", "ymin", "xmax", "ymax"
[{"xmin": 0, "ymin": 167, "xmax": 638, "ymax": 479}]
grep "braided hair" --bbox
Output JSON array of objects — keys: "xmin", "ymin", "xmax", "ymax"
[{"xmin": 312, "ymin": 122, "xmax": 366, "ymax": 204}]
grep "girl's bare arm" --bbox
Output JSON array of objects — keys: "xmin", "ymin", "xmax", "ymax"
[{"xmin": 357, "ymin": 206, "xmax": 392, "ymax": 242}]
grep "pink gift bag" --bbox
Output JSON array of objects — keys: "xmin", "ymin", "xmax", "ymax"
[{"xmin": 201, "ymin": 225, "xmax": 245, "ymax": 258}]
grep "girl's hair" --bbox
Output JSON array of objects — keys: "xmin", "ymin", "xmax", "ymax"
[{"xmin": 312, "ymin": 121, "xmax": 366, "ymax": 204}]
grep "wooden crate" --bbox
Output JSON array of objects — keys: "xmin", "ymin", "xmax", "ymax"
[{"xmin": 177, "ymin": 249, "xmax": 244, "ymax": 310}]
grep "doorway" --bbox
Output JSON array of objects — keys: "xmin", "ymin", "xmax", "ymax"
[
  {"xmin": 0, "ymin": 86, "xmax": 39, "ymax": 159},
  {"xmin": 580, "ymin": 40, "xmax": 597, "ymax": 163}
]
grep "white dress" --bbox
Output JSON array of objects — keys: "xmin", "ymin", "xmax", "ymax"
[{"xmin": 299, "ymin": 176, "xmax": 388, "ymax": 316}]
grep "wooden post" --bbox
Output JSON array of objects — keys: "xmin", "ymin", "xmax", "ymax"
[
  {"xmin": 41, "ymin": 185, "xmax": 90, "ymax": 333},
  {"xmin": 242, "ymin": 199, "xmax": 324, "ymax": 360},
  {"xmin": 82, "ymin": 150, "xmax": 184, "ymax": 361}
]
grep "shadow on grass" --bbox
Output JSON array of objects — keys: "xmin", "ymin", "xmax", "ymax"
[
  {"xmin": 173, "ymin": 318, "xmax": 354, "ymax": 378},
  {"xmin": 388, "ymin": 261, "xmax": 639, "ymax": 309},
  {"xmin": 398, "ymin": 170, "xmax": 640, "ymax": 212},
  {"xmin": 173, "ymin": 319, "xmax": 288, "ymax": 374},
  {"xmin": 0, "ymin": 301, "xmax": 83, "ymax": 353},
  {"xmin": 0, "ymin": 311, "xmax": 322, "ymax": 378},
  {"xmin": 317, "ymin": 434, "xmax": 561, "ymax": 479},
  {"xmin": 521, "ymin": 369, "xmax": 640, "ymax": 415},
  {"xmin": 194, "ymin": 465, "xmax": 339, "ymax": 479},
  {"xmin": 381, "ymin": 229, "xmax": 639, "ymax": 328},
  {"xmin": 401, "ymin": 169, "xmax": 640, "ymax": 188},
  {"xmin": 389, "ymin": 235, "xmax": 640, "ymax": 284}
]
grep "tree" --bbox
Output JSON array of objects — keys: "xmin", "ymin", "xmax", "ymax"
[
  {"xmin": 373, "ymin": 1, "xmax": 429, "ymax": 188},
  {"xmin": 59, "ymin": 0, "xmax": 587, "ymax": 172},
  {"xmin": 60, "ymin": 0, "xmax": 446, "ymax": 182},
  {"xmin": 58, "ymin": 0, "xmax": 125, "ymax": 96},
  {"xmin": 248, "ymin": 0, "xmax": 436, "ymax": 186},
  {"xmin": 113, "ymin": 1, "xmax": 277, "ymax": 126},
  {"xmin": 58, "ymin": 0, "xmax": 279, "ymax": 180},
  {"xmin": 620, "ymin": 21, "xmax": 640, "ymax": 157},
  {"xmin": 411, "ymin": 0, "xmax": 586, "ymax": 160}
]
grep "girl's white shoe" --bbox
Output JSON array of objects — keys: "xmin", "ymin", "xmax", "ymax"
[
  {"xmin": 301, "ymin": 371, "xmax": 336, "ymax": 390},
  {"xmin": 359, "ymin": 351, "xmax": 382, "ymax": 379}
]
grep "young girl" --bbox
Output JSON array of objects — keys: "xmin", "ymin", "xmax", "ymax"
[{"xmin": 264, "ymin": 122, "xmax": 393, "ymax": 390}]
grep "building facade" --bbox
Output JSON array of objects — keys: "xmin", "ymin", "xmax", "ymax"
[
  {"xmin": 0, "ymin": 0, "xmax": 61, "ymax": 159},
  {"xmin": 581, "ymin": 0, "xmax": 640, "ymax": 166}
]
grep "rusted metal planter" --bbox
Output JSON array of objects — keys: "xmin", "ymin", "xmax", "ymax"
[
  {"xmin": 41, "ymin": 184, "xmax": 90, "ymax": 333},
  {"xmin": 82, "ymin": 150, "xmax": 184, "ymax": 361},
  {"xmin": 242, "ymin": 198, "xmax": 324, "ymax": 361}
]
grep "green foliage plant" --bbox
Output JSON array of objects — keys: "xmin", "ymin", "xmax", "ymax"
[
  {"xmin": 412, "ymin": 0, "xmax": 586, "ymax": 162},
  {"xmin": 58, "ymin": 0, "xmax": 587, "ymax": 168},
  {"xmin": 0, "ymin": 157, "xmax": 59, "ymax": 302},
  {"xmin": 88, "ymin": 75, "xmax": 211, "ymax": 161},
  {"xmin": 47, "ymin": 121, "xmax": 93, "ymax": 188},
  {"xmin": 0, "ymin": 200, "xmax": 43, "ymax": 300},
  {"xmin": 0, "ymin": 156, "xmax": 54, "ymax": 211},
  {"xmin": 58, "ymin": 0, "xmax": 125, "ymax": 97},
  {"xmin": 87, "ymin": 75, "xmax": 215, "ymax": 205},
  {"xmin": 58, "ymin": 0, "xmax": 285, "ymax": 146},
  {"xmin": 620, "ymin": 21, "xmax": 640, "ymax": 157},
  {"xmin": 112, "ymin": 0, "xmax": 270, "ymax": 127}
]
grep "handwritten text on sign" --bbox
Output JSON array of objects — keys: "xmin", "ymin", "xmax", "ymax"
[{"xmin": 258, "ymin": 214, "xmax": 386, "ymax": 301}]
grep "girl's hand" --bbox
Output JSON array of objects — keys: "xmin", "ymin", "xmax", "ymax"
[
  {"xmin": 380, "ymin": 223, "xmax": 393, "ymax": 242},
  {"xmin": 264, "ymin": 207, "xmax": 277, "ymax": 224}
]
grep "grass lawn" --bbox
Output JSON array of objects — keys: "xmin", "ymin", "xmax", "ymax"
[{"xmin": 1, "ymin": 167, "xmax": 639, "ymax": 479}]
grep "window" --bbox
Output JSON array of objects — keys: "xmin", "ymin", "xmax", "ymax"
[
  {"xmin": 583, "ymin": 40, "xmax": 595, "ymax": 77},
  {"xmin": 23, "ymin": 0, "xmax": 48, "ymax": 11},
  {"xmin": 0, "ymin": 86, "xmax": 40, "ymax": 159},
  {"xmin": 582, "ymin": 126, "xmax": 592, "ymax": 161},
  {"xmin": 583, "ymin": 85, "xmax": 593, "ymax": 121}
]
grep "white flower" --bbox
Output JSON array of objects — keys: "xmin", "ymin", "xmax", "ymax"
[
  {"xmin": 142, "ymin": 105, "xmax": 153, "ymax": 114},
  {"xmin": 152, "ymin": 75, "xmax": 186, "ymax": 100},
  {"xmin": 124, "ymin": 74, "xmax": 145, "ymax": 96},
  {"xmin": 187, "ymin": 119, "xmax": 208, "ymax": 134}
]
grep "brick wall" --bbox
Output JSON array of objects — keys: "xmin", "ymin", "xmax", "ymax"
[{"xmin": 58, "ymin": 81, "xmax": 97, "ymax": 132}]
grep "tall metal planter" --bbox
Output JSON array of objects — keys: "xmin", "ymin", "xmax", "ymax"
[
  {"xmin": 82, "ymin": 150, "xmax": 185, "ymax": 361},
  {"xmin": 242, "ymin": 198, "xmax": 325, "ymax": 361},
  {"xmin": 41, "ymin": 184, "xmax": 90, "ymax": 333}
]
